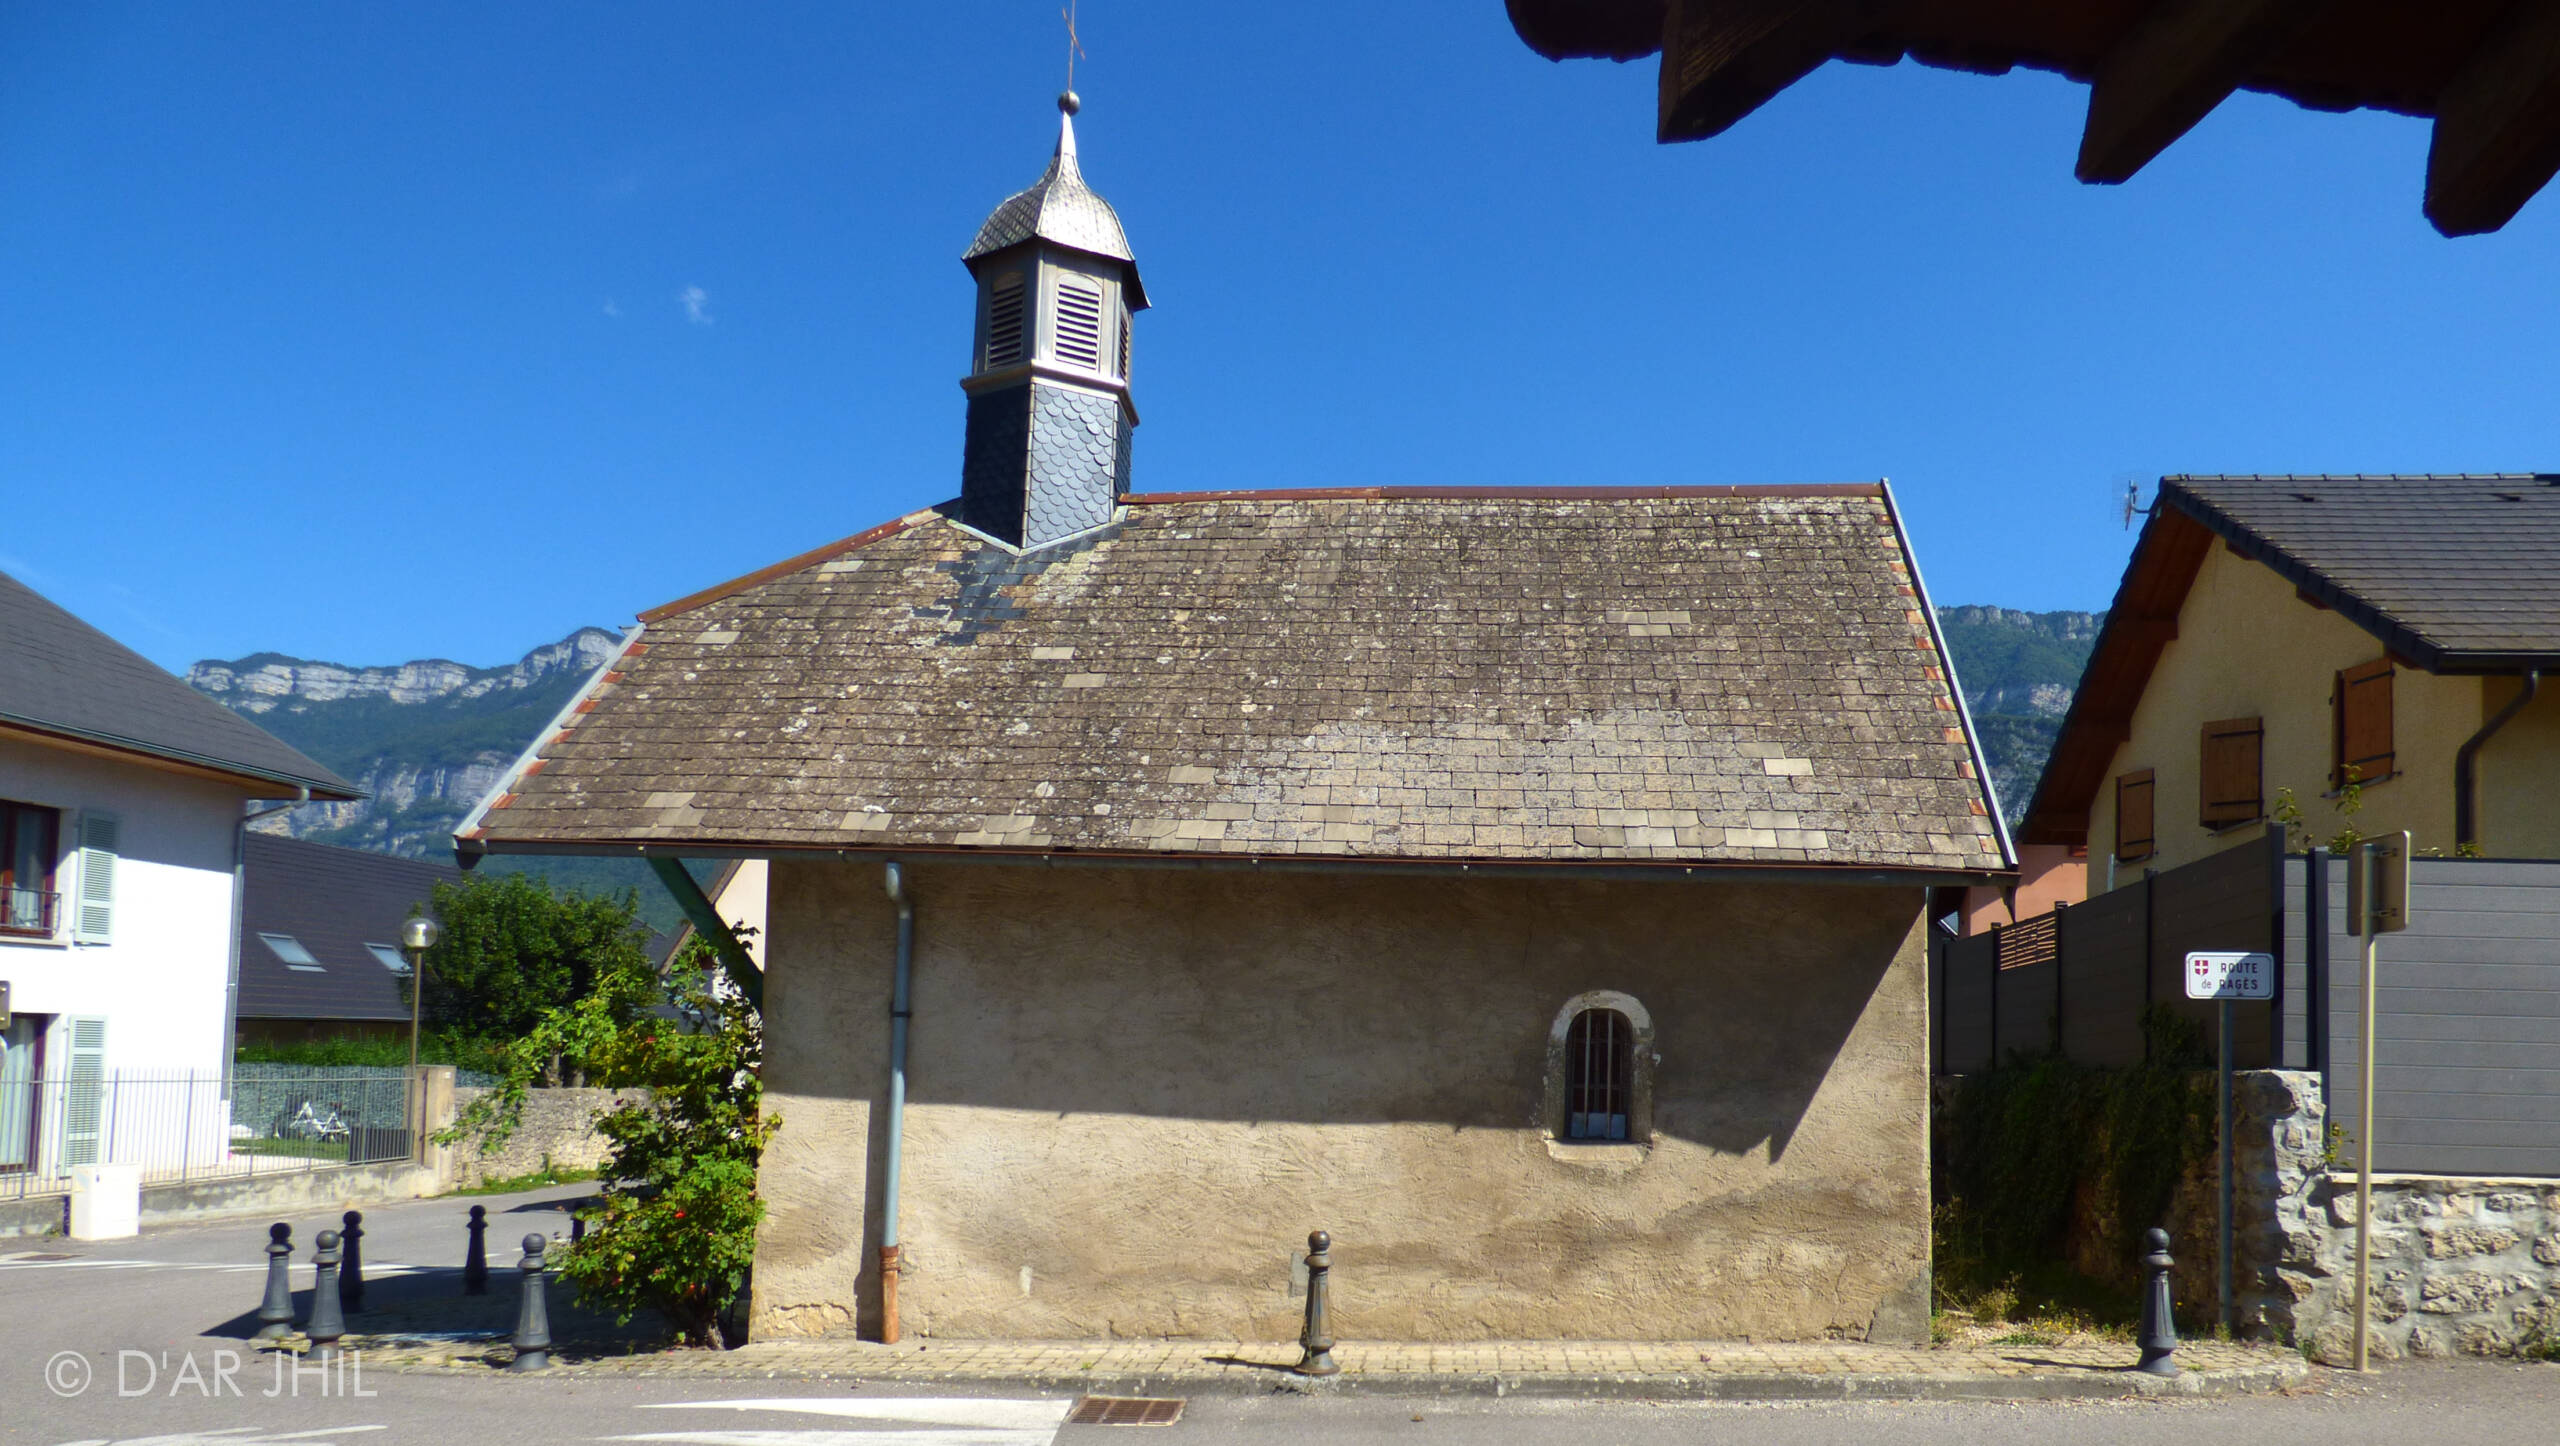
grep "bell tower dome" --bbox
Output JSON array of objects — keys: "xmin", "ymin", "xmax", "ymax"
[{"xmin": 957, "ymin": 91, "xmax": 1148, "ymax": 549}]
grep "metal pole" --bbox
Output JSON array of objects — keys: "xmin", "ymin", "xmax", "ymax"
[
  {"xmin": 2218, "ymin": 998, "xmax": 2233, "ymax": 1333},
  {"xmin": 2354, "ymin": 846, "xmax": 2378, "ymax": 1373}
]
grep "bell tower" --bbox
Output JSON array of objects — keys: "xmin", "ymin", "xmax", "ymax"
[{"xmin": 957, "ymin": 91, "xmax": 1148, "ymax": 549}]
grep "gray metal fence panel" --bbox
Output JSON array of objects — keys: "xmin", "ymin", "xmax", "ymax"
[
  {"xmin": 1941, "ymin": 931, "xmax": 1997, "ymax": 1074},
  {"xmin": 1995, "ymin": 956, "xmax": 2058, "ymax": 1059},
  {"xmin": 2147, "ymin": 836, "xmax": 2280, "ymax": 1068},
  {"xmin": 2059, "ymin": 886, "xmax": 2148, "ymax": 1067},
  {"xmin": 2325, "ymin": 855, "xmax": 2560, "ymax": 1177}
]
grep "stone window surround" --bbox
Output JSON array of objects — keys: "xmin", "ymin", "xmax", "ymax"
[{"xmin": 1542, "ymin": 989, "xmax": 1656, "ymax": 1163}]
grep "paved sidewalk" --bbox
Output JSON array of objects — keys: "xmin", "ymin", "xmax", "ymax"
[{"xmin": 344, "ymin": 1330, "xmax": 2308, "ymax": 1400}]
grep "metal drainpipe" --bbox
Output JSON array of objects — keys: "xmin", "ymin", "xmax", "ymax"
[
  {"xmin": 224, "ymin": 788, "xmax": 307, "ymax": 1094},
  {"xmin": 2456, "ymin": 670, "xmax": 2540, "ymax": 851},
  {"xmin": 879, "ymin": 861, "xmax": 916, "ymax": 1344}
]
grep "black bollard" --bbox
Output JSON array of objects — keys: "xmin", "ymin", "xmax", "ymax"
[
  {"xmin": 307, "ymin": 1229, "xmax": 347, "ymax": 1355},
  {"xmin": 510, "ymin": 1233, "xmax": 553, "ymax": 1371},
  {"xmin": 570, "ymin": 1215, "xmax": 585, "ymax": 1246},
  {"xmin": 256, "ymin": 1222, "xmax": 296, "ymax": 1341},
  {"xmin": 1296, "ymin": 1229, "xmax": 1339, "ymax": 1377},
  {"xmin": 339, "ymin": 1210, "xmax": 366, "ymax": 1313},
  {"xmin": 2135, "ymin": 1227, "xmax": 2181, "ymax": 1377},
  {"xmin": 463, "ymin": 1204, "xmax": 489, "ymax": 1295}
]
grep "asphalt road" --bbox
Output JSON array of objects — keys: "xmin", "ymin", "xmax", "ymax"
[{"xmin": 6, "ymin": 1188, "xmax": 2556, "ymax": 1445}]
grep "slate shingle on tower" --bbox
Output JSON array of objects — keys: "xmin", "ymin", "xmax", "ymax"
[{"xmin": 957, "ymin": 92, "xmax": 1145, "ymax": 550}]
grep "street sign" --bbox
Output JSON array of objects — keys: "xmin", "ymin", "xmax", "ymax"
[
  {"xmin": 2185, "ymin": 950, "xmax": 2274, "ymax": 1001},
  {"xmin": 2347, "ymin": 831, "xmax": 2412, "ymax": 935}
]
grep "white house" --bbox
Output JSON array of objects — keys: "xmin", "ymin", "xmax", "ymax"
[{"xmin": 0, "ymin": 570, "xmax": 355, "ymax": 1177}]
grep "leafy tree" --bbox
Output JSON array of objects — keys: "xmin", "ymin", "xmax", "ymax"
[
  {"xmin": 417, "ymin": 873, "xmax": 653, "ymax": 1044},
  {"xmin": 442, "ymin": 938, "xmax": 775, "ymax": 1348}
]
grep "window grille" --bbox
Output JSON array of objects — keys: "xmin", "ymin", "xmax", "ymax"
[
  {"xmin": 1053, "ymin": 276, "xmax": 1104, "ymax": 370},
  {"xmin": 1564, "ymin": 1007, "xmax": 1633, "ymax": 1141}
]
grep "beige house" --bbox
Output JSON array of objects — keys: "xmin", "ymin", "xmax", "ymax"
[
  {"xmin": 457, "ymin": 97, "xmax": 2010, "ymax": 1346},
  {"xmin": 2022, "ymin": 475, "xmax": 2560, "ymax": 879}
]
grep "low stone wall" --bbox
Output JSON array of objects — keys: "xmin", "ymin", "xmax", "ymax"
[
  {"xmin": 447, "ymin": 1086, "xmax": 638, "ymax": 1188},
  {"xmin": 2156, "ymin": 1070, "xmax": 2560, "ymax": 1360}
]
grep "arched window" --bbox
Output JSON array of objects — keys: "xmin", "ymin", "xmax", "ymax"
[
  {"xmin": 1564, "ymin": 1007, "xmax": 1633, "ymax": 1140},
  {"xmin": 1544, "ymin": 990, "xmax": 1655, "ymax": 1147}
]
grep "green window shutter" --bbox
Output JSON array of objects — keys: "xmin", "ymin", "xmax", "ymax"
[
  {"xmin": 74, "ymin": 812, "xmax": 118, "ymax": 944},
  {"xmin": 61, "ymin": 1016, "xmax": 107, "ymax": 1168}
]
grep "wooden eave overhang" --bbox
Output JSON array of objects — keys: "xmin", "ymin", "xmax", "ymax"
[
  {"xmin": 453, "ymin": 832, "xmax": 2012, "ymax": 889},
  {"xmin": 2015, "ymin": 504, "xmax": 2211, "ymax": 848},
  {"xmin": 1506, "ymin": 0, "xmax": 2560, "ymax": 236}
]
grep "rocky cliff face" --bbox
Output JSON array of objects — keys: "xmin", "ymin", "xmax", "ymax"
[
  {"xmin": 1933, "ymin": 606, "xmax": 2106, "ymax": 822},
  {"xmin": 189, "ymin": 628, "xmax": 622, "ymax": 713},
  {"xmin": 187, "ymin": 627, "xmax": 623, "ymax": 857}
]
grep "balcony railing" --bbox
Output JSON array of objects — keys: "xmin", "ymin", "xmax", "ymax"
[{"xmin": 1, "ymin": 886, "xmax": 56, "ymax": 937}]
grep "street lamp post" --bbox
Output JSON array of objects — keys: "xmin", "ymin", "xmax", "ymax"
[{"xmin": 401, "ymin": 916, "xmax": 440, "ymax": 1146}]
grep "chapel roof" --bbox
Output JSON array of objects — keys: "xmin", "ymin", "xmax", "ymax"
[{"xmin": 458, "ymin": 486, "xmax": 2009, "ymax": 880}]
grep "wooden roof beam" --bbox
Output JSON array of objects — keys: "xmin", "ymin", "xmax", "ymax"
[
  {"xmin": 2075, "ymin": 0, "xmax": 2325, "ymax": 185},
  {"xmin": 1658, "ymin": 0, "xmax": 1903, "ymax": 141},
  {"xmin": 2425, "ymin": 0, "xmax": 2560, "ymax": 237}
]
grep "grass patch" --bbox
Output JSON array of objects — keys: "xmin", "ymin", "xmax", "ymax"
[
  {"xmin": 233, "ymin": 1138, "xmax": 349, "ymax": 1162},
  {"xmin": 449, "ymin": 1165, "xmax": 599, "ymax": 1197}
]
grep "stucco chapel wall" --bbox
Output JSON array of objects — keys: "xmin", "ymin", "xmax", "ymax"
[{"xmin": 749, "ymin": 859, "xmax": 1931, "ymax": 1344}]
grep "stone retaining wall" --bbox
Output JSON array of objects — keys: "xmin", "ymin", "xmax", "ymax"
[
  {"xmin": 2164, "ymin": 1070, "xmax": 2560, "ymax": 1361},
  {"xmin": 447, "ymin": 1086, "xmax": 638, "ymax": 1187}
]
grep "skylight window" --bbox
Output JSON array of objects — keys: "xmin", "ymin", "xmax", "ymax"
[
  {"xmin": 259, "ymin": 933, "xmax": 325, "ymax": 972},
  {"xmin": 365, "ymin": 943, "xmax": 411, "ymax": 975}
]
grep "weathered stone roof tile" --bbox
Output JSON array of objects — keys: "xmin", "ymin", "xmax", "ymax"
[{"xmin": 465, "ymin": 489, "xmax": 2006, "ymax": 873}]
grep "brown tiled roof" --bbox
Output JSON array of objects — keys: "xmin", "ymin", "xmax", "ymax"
[{"xmin": 461, "ymin": 487, "xmax": 2007, "ymax": 875}]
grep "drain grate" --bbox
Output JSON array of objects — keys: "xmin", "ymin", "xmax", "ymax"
[{"xmin": 1068, "ymin": 1396, "xmax": 1186, "ymax": 1426}]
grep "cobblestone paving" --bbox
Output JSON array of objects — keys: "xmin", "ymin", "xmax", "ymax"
[{"xmin": 342, "ymin": 1330, "xmax": 2307, "ymax": 1399}]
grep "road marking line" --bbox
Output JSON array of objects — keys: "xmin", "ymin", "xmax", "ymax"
[{"xmin": 638, "ymin": 1400, "xmax": 1071, "ymax": 1431}]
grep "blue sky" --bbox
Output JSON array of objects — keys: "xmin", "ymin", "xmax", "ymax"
[{"xmin": 5, "ymin": 4, "xmax": 2555, "ymax": 674}]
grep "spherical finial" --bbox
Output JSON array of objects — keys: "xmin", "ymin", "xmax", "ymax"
[
  {"xmin": 269, "ymin": 1221, "xmax": 291, "ymax": 1245},
  {"xmin": 1309, "ymin": 1229, "xmax": 1330, "ymax": 1252},
  {"xmin": 524, "ymin": 1233, "xmax": 547, "ymax": 1256},
  {"xmin": 1058, "ymin": 90, "xmax": 1081, "ymax": 116}
]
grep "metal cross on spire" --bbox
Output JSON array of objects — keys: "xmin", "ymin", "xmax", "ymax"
[{"xmin": 1062, "ymin": 1, "xmax": 1086, "ymax": 92}]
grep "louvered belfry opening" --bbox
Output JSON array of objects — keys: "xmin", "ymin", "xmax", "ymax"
[
  {"xmin": 1565, "ymin": 1007, "xmax": 1633, "ymax": 1141},
  {"xmin": 983, "ymin": 272, "xmax": 1026, "ymax": 370},
  {"xmin": 1052, "ymin": 276, "xmax": 1104, "ymax": 371},
  {"xmin": 955, "ymin": 93, "xmax": 1147, "ymax": 550}
]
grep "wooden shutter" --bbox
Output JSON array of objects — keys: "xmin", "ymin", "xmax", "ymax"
[
  {"xmin": 73, "ymin": 812, "xmax": 118, "ymax": 944},
  {"xmin": 60, "ymin": 1016, "xmax": 106, "ymax": 1168},
  {"xmin": 2115, "ymin": 769, "xmax": 2155, "ymax": 862},
  {"xmin": 2335, "ymin": 658, "xmax": 2395, "ymax": 786},
  {"xmin": 2199, "ymin": 717, "xmax": 2265, "ymax": 826}
]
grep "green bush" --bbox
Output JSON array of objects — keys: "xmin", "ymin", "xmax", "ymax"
[
  {"xmin": 418, "ymin": 872, "xmax": 654, "ymax": 1046},
  {"xmin": 1936, "ymin": 1008, "xmax": 2213, "ymax": 1321},
  {"xmin": 235, "ymin": 1031, "xmax": 510, "ymax": 1076},
  {"xmin": 442, "ymin": 938, "xmax": 774, "ymax": 1348}
]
